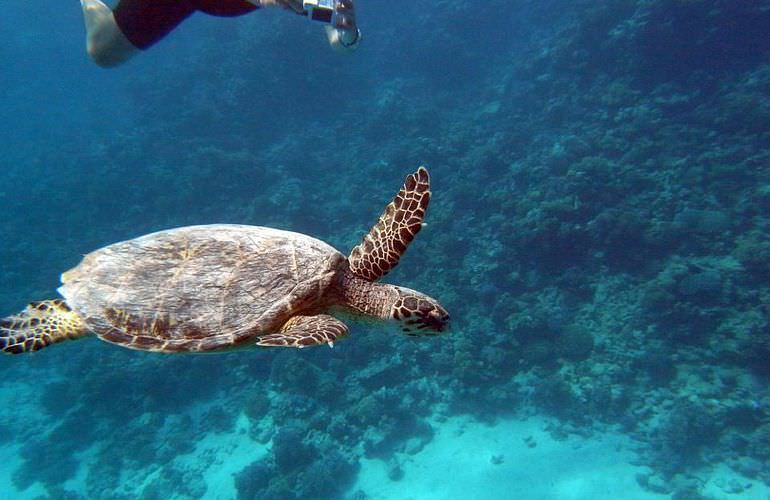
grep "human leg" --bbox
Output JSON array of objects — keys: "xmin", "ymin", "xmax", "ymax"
[
  {"xmin": 81, "ymin": 0, "xmax": 197, "ymax": 67},
  {"xmin": 81, "ymin": 0, "xmax": 139, "ymax": 67}
]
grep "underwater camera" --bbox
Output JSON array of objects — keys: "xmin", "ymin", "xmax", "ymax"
[{"xmin": 303, "ymin": 0, "xmax": 336, "ymax": 23}]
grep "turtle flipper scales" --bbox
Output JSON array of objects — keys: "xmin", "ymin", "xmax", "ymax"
[
  {"xmin": 0, "ymin": 300, "xmax": 88, "ymax": 354},
  {"xmin": 256, "ymin": 314, "xmax": 349, "ymax": 348},
  {"xmin": 348, "ymin": 166, "xmax": 431, "ymax": 282}
]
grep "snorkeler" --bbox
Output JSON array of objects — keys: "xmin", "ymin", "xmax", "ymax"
[{"xmin": 80, "ymin": 0, "xmax": 361, "ymax": 67}]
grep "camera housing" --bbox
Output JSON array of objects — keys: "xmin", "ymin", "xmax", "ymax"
[{"xmin": 303, "ymin": 0, "xmax": 336, "ymax": 23}]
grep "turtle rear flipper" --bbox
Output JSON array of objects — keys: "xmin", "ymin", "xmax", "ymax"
[
  {"xmin": 0, "ymin": 300, "xmax": 88, "ymax": 354},
  {"xmin": 256, "ymin": 314, "xmax": 348, "ymax": 348},
  {"xmin": 348, "ymin": 166, "xmax": 431, "ymax": 282}
]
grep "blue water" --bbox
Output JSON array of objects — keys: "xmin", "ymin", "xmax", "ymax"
[{"xmin": 1, "ymin": 1, "xmax": 769, "ymax": 498}]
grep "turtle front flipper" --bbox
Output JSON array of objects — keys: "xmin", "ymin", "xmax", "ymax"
[
  {"xmin": 0, "ymin": 300, "xmax": 88, "ymax": 354},
  {"xmin": 256, "ymin": 314, "xmax": 349, "ymax": 348},
  {"xmin": 348, "ymin": 166, "xmax": 431, "ymax": 282}
]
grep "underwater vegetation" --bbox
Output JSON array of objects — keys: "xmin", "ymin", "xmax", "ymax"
[{"xmin": 0, "ymin": 0, "xmax": 769, "ymax": 498}]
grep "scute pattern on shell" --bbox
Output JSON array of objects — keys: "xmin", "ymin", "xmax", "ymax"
[{"xmin": 58, "ymin": 225, "xmax": 346, "ymax": 352}]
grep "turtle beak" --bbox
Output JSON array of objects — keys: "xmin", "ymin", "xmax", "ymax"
[
  {"xmin": 391, "ymin": 288, "xmax": 450, "ymax": 336},
  {"xmin": 428, "ymin": 308, "xmax": 450, "ymax": 333}
]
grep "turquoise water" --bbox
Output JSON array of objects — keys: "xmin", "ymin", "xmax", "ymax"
[{"xmin": 1, "ymin": 1, "xmax": 769, "ymax": 498}]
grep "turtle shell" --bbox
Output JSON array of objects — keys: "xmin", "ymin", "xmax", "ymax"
[{"xmin": 58, "ymin": 224, "xmax": 346, "ymax": 352}]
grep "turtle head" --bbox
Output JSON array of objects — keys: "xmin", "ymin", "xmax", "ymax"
[{"xmin": 390, "ymin": 287, "xmax": 450, "ymax": 336}]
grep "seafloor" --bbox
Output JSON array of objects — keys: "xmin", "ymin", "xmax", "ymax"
[{"xmin": 1, "ymin": 1, "xmax": 769, "ymax": 499}]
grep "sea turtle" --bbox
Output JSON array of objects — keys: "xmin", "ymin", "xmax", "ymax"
[{"xmin": 0, "ymin": 167, "xmax": 449, "ymax": 354}]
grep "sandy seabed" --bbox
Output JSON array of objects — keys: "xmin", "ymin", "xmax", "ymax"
[{"xmin": 1, "ymin": 411, "xmax": 768, "ymax": 499}]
